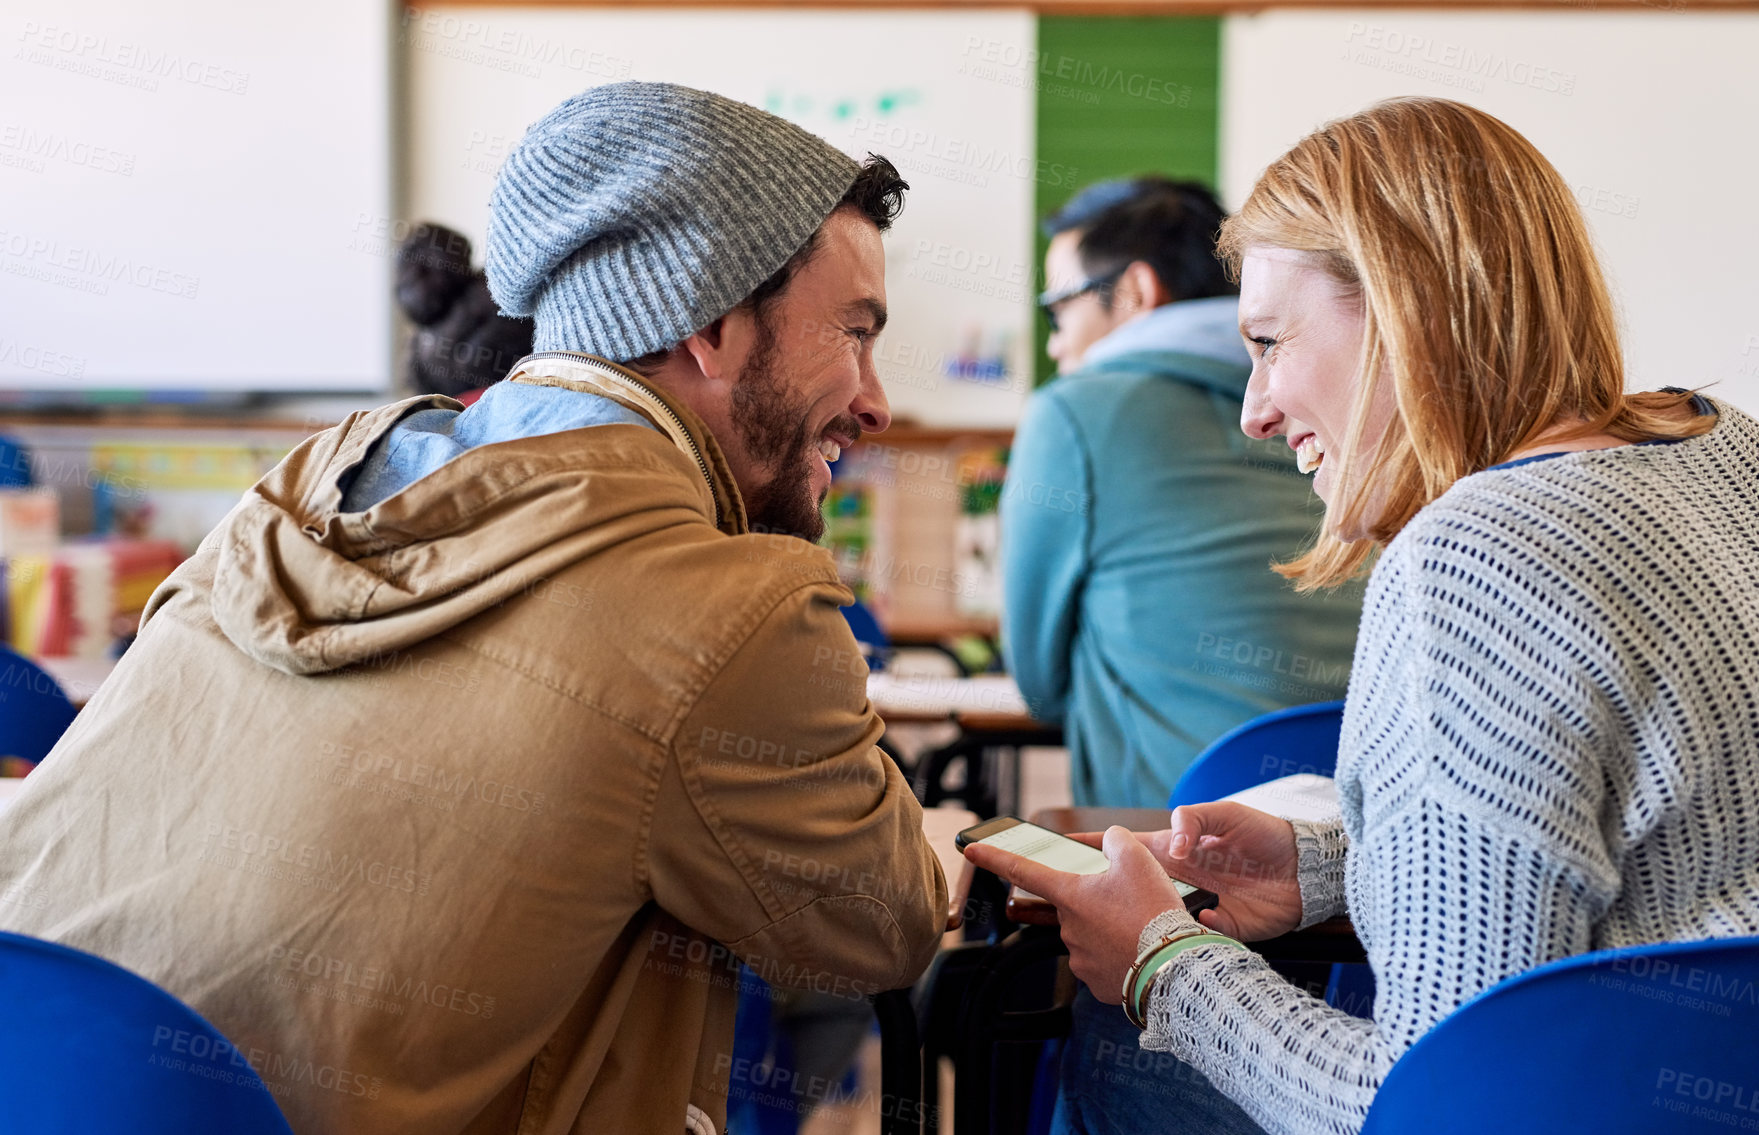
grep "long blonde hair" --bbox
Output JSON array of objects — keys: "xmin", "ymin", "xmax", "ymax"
[{"xmin": 1217, "ymin": 97, "xmax": 1712, "ymax": 591}]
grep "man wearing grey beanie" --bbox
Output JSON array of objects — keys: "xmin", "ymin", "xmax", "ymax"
[{"xmin": 0, "ymin": 82, "xmax": 946, "ymax": 1135}]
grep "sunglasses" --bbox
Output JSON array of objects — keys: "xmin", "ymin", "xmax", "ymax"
[{"xmin": 1037, "ymin": 266, "xmax": 1126, "ymax": 332}]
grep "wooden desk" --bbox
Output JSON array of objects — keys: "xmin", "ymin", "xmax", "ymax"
[
  {"xmin": 1002, "ymin": 807, "xmax": 1364, "ymax": 962},
  {"xmin": 953, "ymin": 709, "xmax": 1046, "ymax": 733},
  {"xmin": 867, "ymin": 672, "xmax": 1029, "ymax": 721},
  {"xmin": 921, "ymin": 806, "xmax": 978, "ymax": 933},
  {"xmin": 868, "ymin": 673, "xmax": 1062, "ymax": 817}
]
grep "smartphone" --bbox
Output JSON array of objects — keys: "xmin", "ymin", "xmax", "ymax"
[{"xmin": 956, "ymin": 815, "xmax": 1219, "ymax": 913}]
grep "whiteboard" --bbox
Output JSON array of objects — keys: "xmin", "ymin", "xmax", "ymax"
[
  {"xmin": 404, "ymin": 8, "xmax": 1037, "ymax": 428},
  {"xmin": 1221, "ymin": 11, "xmax": 1759, "ymax": 413},
  {"xmin": 0, "ymin": 0, "xmax": 393, "ymax": 393}
]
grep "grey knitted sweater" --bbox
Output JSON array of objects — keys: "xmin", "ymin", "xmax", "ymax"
[{"xmin": 1140, "ymin": 398, "xmax": 1759, "ymax": 1135}]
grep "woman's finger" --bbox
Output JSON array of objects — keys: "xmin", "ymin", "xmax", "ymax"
[
  {"xmin": 1196, "ymin": 904, "xmax": 1239, "ymax": 938},
  {"xmin": 1101, "ymin": 825, "xmax": 1159, "ymax": 871},
  {"xmin": 960, "ymin": 840, "xmax": 1076, "ymax": 902},
  {"xmin": 1167, "ymin": 803, "xmax": 1239, "ymax": 860},
  {"xmin": 1070, "ymin": 829, "xmax": 1169, "ymax": 858}
]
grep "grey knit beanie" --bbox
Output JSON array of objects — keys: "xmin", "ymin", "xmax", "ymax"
[{"xmin": 486, "ymin": 82, "xmax": 860, "ymax": 359}]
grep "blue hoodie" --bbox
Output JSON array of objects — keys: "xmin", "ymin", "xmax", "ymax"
[{"xmin": 1000, "ymin": 297, "xmax": 1364, "ymax": 808}]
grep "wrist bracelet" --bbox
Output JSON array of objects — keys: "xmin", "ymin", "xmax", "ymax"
[
  {"xmin": 1119, "ymin": 925, "xmax": 1208, "ymax": 1017},
  {"xmin": 1124, "ymin": 933, "xmax": 1248, "ymax": 1029}
]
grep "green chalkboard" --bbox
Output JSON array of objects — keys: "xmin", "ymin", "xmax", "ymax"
[{"xmin": 1032, "ymin": 16, "xmax": 1224, "ymax": 387}]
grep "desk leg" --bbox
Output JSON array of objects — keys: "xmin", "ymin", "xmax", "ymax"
[
  {"xmin": 912, "ymin": 738, "xmax": 996, "ymax": 818},
  {"xmin": 995, "ymin": 746, "xmax": 1019, "ymax": 819},
  {"xmin": 872, "ymin": 988, "xmax": 925, "ymax": 1135}
]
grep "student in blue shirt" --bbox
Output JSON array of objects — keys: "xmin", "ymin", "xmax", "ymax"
[{"xmin": 1001, "ymin": 178, "xmax": 1363, "ymax": 808}]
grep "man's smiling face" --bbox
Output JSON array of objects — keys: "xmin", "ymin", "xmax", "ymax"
[{"xmin": 696, "ymin": 207, "xmax": 893, "ymax": 542}]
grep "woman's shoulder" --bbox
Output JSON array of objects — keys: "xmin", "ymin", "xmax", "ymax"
[
  {"xmin": 1363, "ymin": 397, "xmax": 1759, "ymax": 646},
  {"xmin": 1400, "ymin": 400, "xmax": 1753, "ymax": 554}
]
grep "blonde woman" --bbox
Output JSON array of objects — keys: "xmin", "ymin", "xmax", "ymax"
[{"xmin": 966, "ymin": 96, "xmax": 1759, "ymax": 1135}]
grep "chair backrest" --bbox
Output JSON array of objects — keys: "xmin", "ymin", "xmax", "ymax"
[
  {"xmin": 0, "ymin": 647, "xmax": 79, "ymax": 769},
  {"xmin": 1168, "ymin": 700, "xmax": 1345, "ymax": 808},
  {"xmin": 840, "ymin": 597, "xmax": 890, "ymax": 673},
  {"xmin": 1362, "ymin": 935, "xmax": 1759, "ymax": 1135},
  {"xmin": 0, "ymin": 931, "xmax": 294, "ymax": 1134}
]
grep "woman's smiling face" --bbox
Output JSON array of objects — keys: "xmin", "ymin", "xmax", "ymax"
[{"xmin": 1236, "ymin": 246, "xmax": 1396, "ymax": 534}]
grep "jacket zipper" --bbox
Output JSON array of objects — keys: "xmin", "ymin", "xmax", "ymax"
[{"xmin": 515, "ymin": 351, "xmax": 723, "ymax": 529}]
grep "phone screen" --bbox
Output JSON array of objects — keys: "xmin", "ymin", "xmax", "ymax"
[
  {"xmin": 964, "ymin": 818, "xmax": 1199, "ymax": 897},
  {"xmin": 978, "ymin": 821, "xmax": 1111, "ymax": 874}
]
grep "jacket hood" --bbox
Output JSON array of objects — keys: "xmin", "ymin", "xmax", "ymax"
[
  {"xmin": 198, "ymin": 362, "xmax": 745, "ymax": 676},
  {"xmin": 1077, "ymin": 295, "xmax": 1251, "ymax": 397}
]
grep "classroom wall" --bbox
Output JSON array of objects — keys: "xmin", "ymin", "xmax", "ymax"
[
  {"xmin": 0, "ymin": 0, "xmax": 393, "ymax": 394},
  {"xmin": 13, "ymin": 4, "xmax": 1750, "ymax": 412},
  {"xmin": 401, "ymin": 7, "xmax": 1039, "ymax": 427},
  {"xmin": 1221, "ymin": 10, "xmax": 1759, "ymax": 413},
  {"xmin": 12, "ymin": 7, "xmax": 1758, "ymax": 562}
]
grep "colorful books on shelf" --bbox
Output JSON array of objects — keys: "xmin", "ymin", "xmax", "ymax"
[{"xmin": 1, "ymin": 538, "xmax": 185, "ymax": 659}]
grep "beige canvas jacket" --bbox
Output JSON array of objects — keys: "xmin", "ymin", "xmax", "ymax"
[{"xmin": 0, "ymin": 355, "xmax": 948, "ymax": 1134}]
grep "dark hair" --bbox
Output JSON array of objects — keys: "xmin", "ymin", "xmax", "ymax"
[
  {"xmin": 623, "ymin": 153, "xmax": 907, "ymax": 369},
  {"xmin": 1044, "ymin": 177, "xmax": 1236, "ymax": 309},
  {"xmin": 396, "ymin": 222, "xmax": 534, "ymax": 398},
  {"xmin": 396, "ymin": 223, "xmax": 475, "ymax": 325}
]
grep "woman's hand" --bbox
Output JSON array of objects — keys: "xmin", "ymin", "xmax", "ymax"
[
  {"xmin": 1064, "ymin": 803, "xmax": 1305, "ymax": 941},
  {"xmin": 962, "ymin": 826, "xmax": 1196, "ymax": 1004}
]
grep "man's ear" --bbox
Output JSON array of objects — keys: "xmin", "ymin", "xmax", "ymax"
[
  {"xmin": 1115, "ymin": 260, "xmax": 1172, "ymax": 316},
  {"xmin": 680, "ymin": 317, "xmax": 728, "ymax": 384},
  {"xmin": 681, "ymin": 306, "xmax": 757, "ymax": 387}
]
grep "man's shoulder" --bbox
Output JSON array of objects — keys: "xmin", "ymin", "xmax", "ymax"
[
  {"xmin": 1041, "ymin": 351, "xmax": 1246, "ymax": 414},
  {"xmin": 637, "ymin": 531, "xmax": 851, "ymax": 665},
  {"xmin": 1023, "ymin": 370, "xmax": 1148, "ymax": 438},
  {"xmin": 1019, "ymin": 357, "xmax": 1250, "ymax": 469},
  {"xmin": 657, "ymin": 536, "xmax": 870, "ymax": 729},
  {"xmin": 1039, "ymin": 360, "xmax": 1162, "ymax": 401},
  {"xmin": 591, "ymin": 524, "xmax": 845, "ymax": 622},
  {"xmin": 451, "ymin": 525, "xmax": 854, "ymax": 736}
]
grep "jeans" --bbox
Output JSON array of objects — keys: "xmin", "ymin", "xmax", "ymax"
[{"xmin": 1050, "ymin": 985, "xmax": 1268, "ymax": 1135}]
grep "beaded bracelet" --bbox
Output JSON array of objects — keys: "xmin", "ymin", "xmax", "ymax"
[{"xmin": 1123, "ymin": 932, "xmax": 1248, "ymax": 1029}]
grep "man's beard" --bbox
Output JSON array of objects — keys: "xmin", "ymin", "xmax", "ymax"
[{"xmin": 731, "ymin": 317, "xmax": 858, "ymax": 543}]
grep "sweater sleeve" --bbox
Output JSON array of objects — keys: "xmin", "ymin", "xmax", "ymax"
[
  {"xmin": 998, "ymin": 389, "xmax": 1093, "ymax": 724},
  {"xmin": 1290, "ymin": 817, "xmax": 1349, "ymax": 930},
  {"xmin": 1137, "ymin": 519, "xmax": 1624, "ymax": 1135}
]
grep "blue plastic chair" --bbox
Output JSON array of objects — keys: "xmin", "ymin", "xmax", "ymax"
[
  {"xmin": 1363, "ymin": 935, "xmax": 1759, "ymax": 1134},
  {"xmin": 840, "ymin": 596, "xmax": 889, "ymax": 673},
  {"xmin": 1169, "ymin": 699, "xmax": 1346, "ymax": 807},
  {"xmin": 0, "ymin": 931, "xmax": 293, "ymax": 1133},
  {"xmin": 729, "ymin": 965, "xmax": 799, "ymax": 1135},
  {"xmin": 1168, "ymin": 700, "xmax": 1372, "ymax": 1017},
  {"xmin": 0, "ymin": 646, "xmax": 79, "ymax": 769}
]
